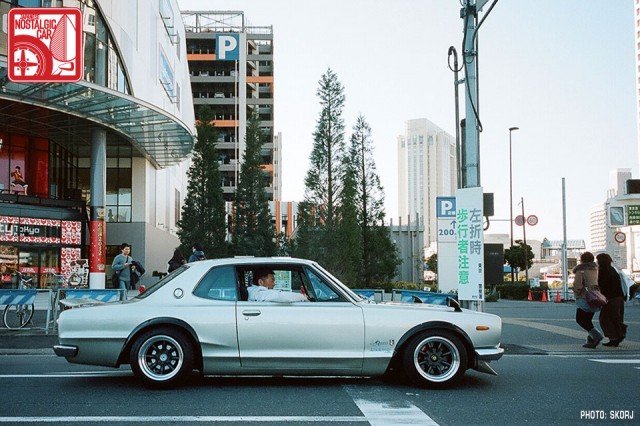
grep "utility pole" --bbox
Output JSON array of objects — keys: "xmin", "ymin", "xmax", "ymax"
[
  {"xmin": 461, "ymin": 0, "xmax": 481, "ymax": 188},
  {"xmin": 521, "ymin": 197, "xmax": 529, "ymax": 287}
]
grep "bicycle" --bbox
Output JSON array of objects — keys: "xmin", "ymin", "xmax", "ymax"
[{"xmin": 2, "ymin": 272, "xmax": 35, "ymax": 329}]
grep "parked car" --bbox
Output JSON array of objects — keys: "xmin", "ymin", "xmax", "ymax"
[{"xmin": 54, "ymin": 257, "xmax": 503, "ymax": 389}]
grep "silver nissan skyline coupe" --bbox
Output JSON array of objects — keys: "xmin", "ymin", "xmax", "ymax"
[{"xmin": 54, "ymin": 257, "xmax": 503, "ymax": 389}]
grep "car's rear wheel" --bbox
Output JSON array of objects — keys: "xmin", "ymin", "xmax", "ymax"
[
  {"xmin": 130, "ymin": 327, "xmax": 194, "ymax": 388},
  {"xmin": 402, "ymin": 330, "xmax": 467, "ymax": 388}
]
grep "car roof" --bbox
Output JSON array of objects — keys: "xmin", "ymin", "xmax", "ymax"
[{"xmin": 187, "ymin": 257, "xmax": 314, "ymax": 268}]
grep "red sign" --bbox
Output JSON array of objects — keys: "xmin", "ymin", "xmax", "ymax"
[
  {"xmin": 527, "ymin": 215, "xmax": 539, "ymax": 226},
  {"xmin": 614, "ymin": 231, "xmax": 626, "ymax": 244},
  {"xmin": 514, "ymin": 215, "xmax": 525, "ymax": 226},
  {"xmin": 8, "ymin": 8, "xmax": 83, "ymax": 82}
]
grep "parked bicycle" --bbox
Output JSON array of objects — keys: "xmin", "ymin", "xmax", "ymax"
[{"xmin": 2, "ymin": 272, "xmax": 35, "ymax": 329}]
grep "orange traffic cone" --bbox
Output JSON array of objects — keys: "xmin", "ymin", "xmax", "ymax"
[
  {"xmin": 527, "ymin": 290, "xmax": 532, "ymax": 301},
  {"xmin": 555, "ymin": 291, "xmax": 562, "ymax": 303},
  {"xmin": 542, "ymin": 290, "xmax": 548, "ymax": 302}
]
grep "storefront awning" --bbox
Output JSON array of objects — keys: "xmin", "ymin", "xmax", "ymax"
[{"xmin": 0, "ymin": 65, "xmax": 195, "ymax": 168}]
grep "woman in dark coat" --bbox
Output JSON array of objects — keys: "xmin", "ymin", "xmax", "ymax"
[
  {"xmin": 168, "ymin": 248, "xmax": 186, "ymax": 273},
  {"xmin": 596, "ymin": 253, "xmax": 626, "ymax": 347}
]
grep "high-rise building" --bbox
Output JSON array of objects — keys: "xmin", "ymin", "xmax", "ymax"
[
  {"xmin": 182, "ymin": 11, "xmax": 279, "ymax": 202},
  {"xmin": 397, "ymin": 118, "xmax": 456, "ymax": 248}
]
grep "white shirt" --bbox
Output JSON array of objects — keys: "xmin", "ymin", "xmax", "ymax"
[{"xmin": 247, "ymin": 285, "xmax": 309, "ymax": 303}]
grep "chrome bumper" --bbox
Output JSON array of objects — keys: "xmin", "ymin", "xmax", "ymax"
[{"xmin": 53, "ymin": 344, "xmax": 78, "ymax": 358}]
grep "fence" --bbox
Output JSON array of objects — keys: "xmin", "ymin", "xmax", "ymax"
[{"xmin": 49, "ymin": 288, "xmax": 127, "ymax": 333}]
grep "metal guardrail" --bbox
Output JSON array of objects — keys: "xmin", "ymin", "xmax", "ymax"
[{"xmin": 0, "ymin": 289, "xmax": 37, "ymax": 306}]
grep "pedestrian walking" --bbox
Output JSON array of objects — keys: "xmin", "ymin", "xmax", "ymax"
[
  {"xmin": 112, "ymin": 243, "xmax": 133, "ymax": 293},
  {"xmin": 572, "ymin": 251, "xmax": 604, "ymax": 348},
  {"xmin": 596, "ymin": 253, "xmax": 627, "ymax": 347},
  {"xmin": 168, "ymin": 248, "xmax": 186, "ymax": 273},
  {"xmin": 188, "ymin": 242, "xmax": 206, "ymax": 263}
]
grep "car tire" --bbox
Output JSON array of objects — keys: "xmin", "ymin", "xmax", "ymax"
[
  {"xmin": 130, "ymin": 327, "xmax": 194, "ymax": 388},
  {"xmin": 402, "ymin": 330, "xmax": 467, "ymax": 389}
]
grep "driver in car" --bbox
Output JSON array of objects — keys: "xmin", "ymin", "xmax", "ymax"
[{"xmin": 247, "ymin": 268, "xmax": 309, "ymax": 303}]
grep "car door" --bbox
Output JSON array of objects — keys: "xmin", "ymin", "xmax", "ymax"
[{"xmin": 236, "ymin": 266, "xmax": 365, "ymax": 373}]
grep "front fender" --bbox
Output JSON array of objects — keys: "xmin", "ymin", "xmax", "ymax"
[{"xmin": 393, "ymin": 321, "xmax": 476, "ymax": 368}]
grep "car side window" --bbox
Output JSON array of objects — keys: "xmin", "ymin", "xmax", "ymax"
[
  {"xmin": 193, "ymin": 266, "xmax": 238, "ymax": 301},
  {"xmin": 304, "ymin": 268, "xmax": 345, "ymax": 302}
]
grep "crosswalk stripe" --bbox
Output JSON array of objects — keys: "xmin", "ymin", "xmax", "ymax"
[{"xmin": 344, "ymin": 385, "xmax": 439, "ymax": 425}]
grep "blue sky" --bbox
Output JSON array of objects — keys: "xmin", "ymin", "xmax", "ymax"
[{"xmin": 177, "ymin": 0, "xmax": 637, "ymax": 244}]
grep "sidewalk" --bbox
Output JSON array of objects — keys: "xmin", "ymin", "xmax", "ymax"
[
  {"xmin": 0, "ymin": 289, "xmax": 138, "ymax": 352},
  {"xmin": 1, "ymin": 293, "xmax": 638, "ymax": 354}
]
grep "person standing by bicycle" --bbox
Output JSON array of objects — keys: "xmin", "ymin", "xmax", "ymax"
[{"xmin": 112, "ymin": 243, "xmax": 133, "ymax": 293}]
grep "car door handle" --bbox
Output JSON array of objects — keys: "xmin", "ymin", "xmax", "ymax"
[{"xmin": 242, "ymin": 310, "xmax": 261, "ymax": 317}]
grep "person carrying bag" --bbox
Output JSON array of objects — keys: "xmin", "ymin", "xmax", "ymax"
[{"xmin": 572, "ymin": 251, "xmax": 604, "ymax": 349}]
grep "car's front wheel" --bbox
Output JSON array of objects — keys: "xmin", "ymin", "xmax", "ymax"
[
  {"xmin": 130, "ymin": 327, "xmax": 194, "ymax": 388},
  {"xmin": 402, "ymin": 330, "xmax": 467, "ymax": 388}
]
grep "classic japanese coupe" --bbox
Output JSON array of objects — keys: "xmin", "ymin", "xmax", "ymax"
[{"xmin": 54, "ymin": 257, "xmax": 503, "ymax": 388}]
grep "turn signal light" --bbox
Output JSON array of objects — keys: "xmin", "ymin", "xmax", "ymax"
[{"xmin": 476, "ymin": 326, "xmax": 490, "ymax": 331}]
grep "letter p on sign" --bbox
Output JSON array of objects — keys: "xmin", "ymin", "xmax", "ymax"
[
  {"xmin": 216, "ymin": 34, "xmax": 239, "ymax": 60},
  {"xmin": 437, "ymin": 197, "xmax": 456, "ymax": 218}
]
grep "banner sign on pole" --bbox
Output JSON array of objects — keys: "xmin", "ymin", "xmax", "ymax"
[
  {"xmin": 437, "ymin": 197, "xmax": 458, "ymax": 293},
  {"xmin": 455, "ymin": 187, "xmax": 484, "ymax": 301}
]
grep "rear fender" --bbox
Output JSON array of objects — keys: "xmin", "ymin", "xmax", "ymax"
[{"xmin": 117, "ymin": 317, "xmax": 203, "ymax": 370}]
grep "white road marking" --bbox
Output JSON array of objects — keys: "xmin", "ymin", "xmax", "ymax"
[
  {"xmin": 0, "ymin": 371, "xmax": 132, "ymax": 378},
  {"xmin": 589, "ymin": 359, "xmax": 640, "ymax": 364},
  {"xmin": 344, "ymin": 385, "xmax": 439, "ymax": 425},
  {"xmin": 0, "ymin": 416, "xmax": 366, "ymax": 423}
]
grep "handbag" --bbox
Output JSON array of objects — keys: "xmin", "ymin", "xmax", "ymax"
[
  {"xmin": 585, "ymin": 286, "xmax": 608, "ymax": 308},
  {"xmin": 111, "ymin": 270, "xmax": 120, "ymax": 287}
]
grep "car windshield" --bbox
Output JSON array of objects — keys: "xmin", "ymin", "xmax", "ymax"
[
  {"xmin": 135, "ymin": 265, "xmax": 189, "ymax": 299},
  {"xmin": 312, "ymin": 262, "xmax": 365, "ymax": 302}
]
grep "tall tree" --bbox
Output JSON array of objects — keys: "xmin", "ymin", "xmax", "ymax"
[
  {"xmin": 295, "ymin": 68, "xmax": 347, "ymax": 268},
  {"xmin": 334, "ymin": 153, "xmax": 362, "ymax": 286},
  {"xmin": 232, "ymin": 111, "xmax": 275, "ymax": 256},
  {"xmin": 348, "ymin": 115, "xmax": 399, "ymax": 286},
  {"xmin": 303, "ymin": 67, "xmax": 346, "ymax": 229},
  {"xmin": 177, "ymin": 105, "xmax": 227, "ymax": 258}
]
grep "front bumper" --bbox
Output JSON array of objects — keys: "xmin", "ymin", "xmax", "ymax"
[{"xmin": 53, "ymin": 344, "xmax": 78, "ymax": 358}]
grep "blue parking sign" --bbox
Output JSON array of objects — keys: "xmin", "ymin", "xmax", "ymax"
[{"xmin": 437, "ymin": 197, "xmax": 456, "ymax": 218}]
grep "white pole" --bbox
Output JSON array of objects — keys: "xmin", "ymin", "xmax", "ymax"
[{"xmin": 562, "ymin": 178, "xmax": 568, "ymax": 301}]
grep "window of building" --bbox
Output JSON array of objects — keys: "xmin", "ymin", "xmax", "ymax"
[{"xmin": 104, "ymin": 148, "xmax": 132, "ymax": 223}]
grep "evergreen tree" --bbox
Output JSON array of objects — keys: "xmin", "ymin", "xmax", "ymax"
[
  {"xmin": 303, "ymin": 68, "xmax": 346, "ymax": 228},
  {"xmin": 348, "ymin": 115, "xmax": 399, "ymax": 285},
  {"xmin": 177, "ymin": 105, "xmax": 227, "ymax": 258},
  {"xmin": 334, "ymin": 153, "xmax": 362, "ymax": 286},
  {"xmin": 232, "ymin": 112, "xmax": 275, "ymax": 256},
  {"xmin": 295, "ymin": 68, "xmax": 347, "ymax": 268}
]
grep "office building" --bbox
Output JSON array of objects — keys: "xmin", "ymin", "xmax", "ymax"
[{"xmin": 397, "ymin": 118, "xmax": 456, "ymax": 248}]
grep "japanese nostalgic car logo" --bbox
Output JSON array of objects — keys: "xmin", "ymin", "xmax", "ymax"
[{"xmin": 8, "ymin": 8, "xmax": 83, "ymax": 82}]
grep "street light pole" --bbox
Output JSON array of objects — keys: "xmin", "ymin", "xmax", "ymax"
[{"xmin": 508, "ymin": 127, "xmax": 519, "ymax": 283}]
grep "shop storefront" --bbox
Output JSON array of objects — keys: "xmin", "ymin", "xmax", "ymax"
[{"xmin": 0, "ymin": 204, "xmax": 85, "ymax": 289}]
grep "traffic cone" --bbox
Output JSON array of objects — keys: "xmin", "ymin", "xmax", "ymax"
[
  {"xmin": 555, "ymin": 291, "xmax": 562, "ymax": 303},
  {"xmin": 542, "ymin": 290, "xmax": 547, "ymax": 302},
  {"xmin": 527, "ymin": 290, "xmax": 532, "ymax": 301}
]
